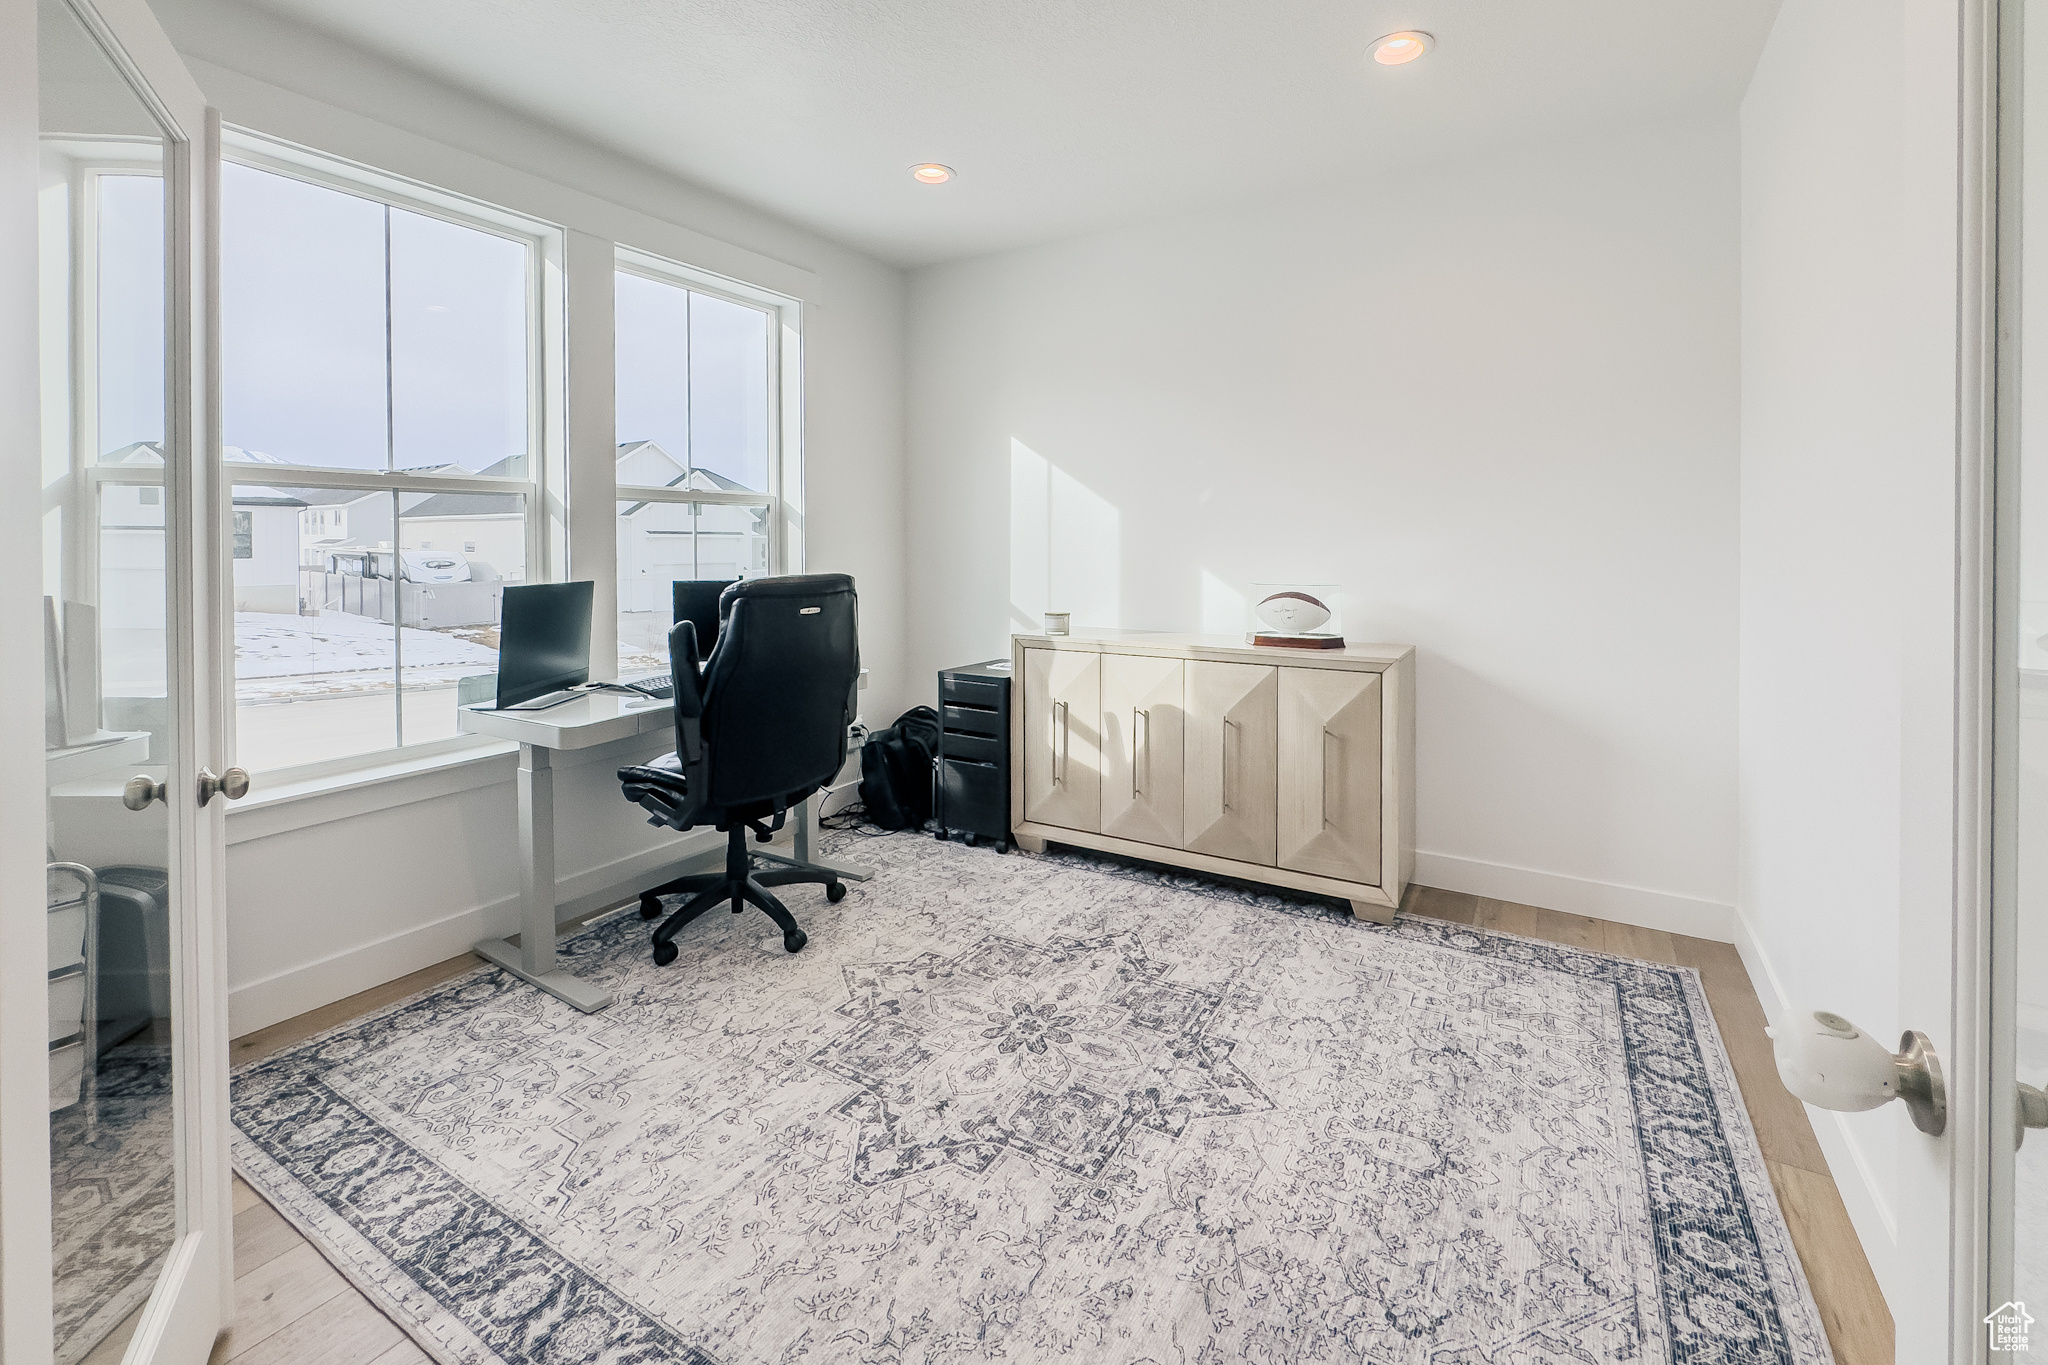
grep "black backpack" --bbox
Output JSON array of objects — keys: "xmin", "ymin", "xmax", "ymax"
[{"xmin": 859, "ymin": 706, "xmax": 941, "ymax": 829}]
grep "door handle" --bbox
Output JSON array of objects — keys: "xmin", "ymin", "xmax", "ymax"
[
  {"xmin": 122, "ymin": 775, "xmax": 165, "ymax": 811},
  {"xmin": 1765, "ymin": 1011, "xmax": 1946, "ymax": 1136},
  {"xmin": 197, "ymin": 767, "xmax": 252, "ymax": 807},
  {"xmin": 1133, "ymin": 708, "xmax": 1149, "ymax": 797}
]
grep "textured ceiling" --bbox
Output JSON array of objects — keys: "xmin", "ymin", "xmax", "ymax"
[{"xmin": 213, "ymin": 0, "xmax": 1783, "ymax": 266}]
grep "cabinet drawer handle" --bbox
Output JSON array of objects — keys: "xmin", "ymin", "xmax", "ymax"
[
  {"xmin": 1133, "ymin": 708, "xmax": 1149, "ymax": 797},
  {"xmin": 1054, "ymin": 700, "xmax": 1070, "ymax": 784},
  {"xmin": 1221, "ymin": 717, "xmax": 1236, "ymax": 813},
  {"xmin": 1322, "ymin": 729, "xmax": 1340, "ymax": 827}
]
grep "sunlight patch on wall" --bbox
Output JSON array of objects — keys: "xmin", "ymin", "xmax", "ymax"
[
  {"xmin": 1009, "ymin": 440, "xmax": 1049, "ymax": 631},
  {"xmin": 1200, "ymin": 569, "xmax": 1245, "ymax": 636},
  {"xmin": 1010, "ymin": 438, "xmax": 1120, "ymax": 630}
]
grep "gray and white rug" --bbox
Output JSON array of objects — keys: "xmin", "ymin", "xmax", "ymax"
[
  {"xmin": 54, "ymin": 1044, "xmax": 177, "ymax": 1365},
  {"xmin": 231, "ymin": 831, "xmax": 1834, "ymax": 1365}
]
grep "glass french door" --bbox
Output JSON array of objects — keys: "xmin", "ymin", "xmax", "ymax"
[{"xmin": 29, "ymin": 0, "xmax": 231, "ymax": 1362}]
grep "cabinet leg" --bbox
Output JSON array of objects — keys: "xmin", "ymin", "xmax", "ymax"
[
  {"xmin": 1349, "ymin": 898, "xmax": 1396, "ymax": 926},
  {"xmin": 1015, "ymin": 833, "xmax": 1046, "ymax": 854}
]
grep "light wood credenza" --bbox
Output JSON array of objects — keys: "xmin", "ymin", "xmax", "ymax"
[{"xmin": 1009, "ymin": 631, "xmax": 1415, "ymax": 921}]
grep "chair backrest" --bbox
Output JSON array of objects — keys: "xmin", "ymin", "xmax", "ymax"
[{"xmin": 694, "ymin": 574, "xmax": 859, "ymax": 810}]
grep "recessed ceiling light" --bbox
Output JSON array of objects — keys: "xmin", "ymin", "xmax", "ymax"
[
  {"xmin": 1371, "ymin": 31, "xmax": 1433, "ymax": 65},
  {"xmin": 910, "ymin": 163, "xmax": 954, "ymax": 184}
]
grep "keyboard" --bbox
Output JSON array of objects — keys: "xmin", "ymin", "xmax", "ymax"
[{"xmin": 614, "ymin": 674, "xmax": 674, "ymax": 700}]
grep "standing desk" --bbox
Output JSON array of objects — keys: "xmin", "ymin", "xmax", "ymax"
[{"xmin": 457, "ymin": 676, "xmax": 871, "ymax": 1013}]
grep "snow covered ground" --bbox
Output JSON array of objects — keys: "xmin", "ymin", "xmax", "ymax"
[
  {"xmin": 235, "ymin": 612, "xmax": 497, "ymax": 700},
  {"xmin": 235, "ymin": 610, "xmax": 661, "ymax": 702}
]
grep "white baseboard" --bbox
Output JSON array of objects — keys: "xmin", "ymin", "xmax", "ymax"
[
  {"xmin": 228, "ymin": 904, "xmax": 492, "ymax": 1039},
  {"xmin": 228, "ymin": 830, "xmax": 727, "ymax": 1038},
  {"xmin": 1413, "ymin": 849, "xmax": 1734, "ymax": 942},
  {"xmin": 1731, "ymin": 908, "xmax": 1901, "ymax": 1296}
]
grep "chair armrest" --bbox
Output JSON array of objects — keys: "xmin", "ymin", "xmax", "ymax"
[
  {"xmin": 670, "ymin": 621, "xmax": 707, "ymax": 719},
  {"xmin": 619, "ymin": 752, "xmax": 696, "ymax": 828}
]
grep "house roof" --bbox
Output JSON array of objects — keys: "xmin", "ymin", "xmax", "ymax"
[
  {"xmin": 402, "ymin": 490, "xmax": 526, "ymax": 518},
  {"xmin": 233, "ymin": 487, "xmax": 309, "ymax": 508},
  {"xmin": 615, "ymin": 442, "xmax": 761, "ymax": 514},
  {"xmin": 288, "ymin": 487, "xmax": 383, "ymax": 507}
]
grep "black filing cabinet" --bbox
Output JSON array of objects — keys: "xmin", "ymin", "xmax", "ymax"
[{"xmin": 935, "ymin": 659, "xmax": 1013, "ymax": 851}]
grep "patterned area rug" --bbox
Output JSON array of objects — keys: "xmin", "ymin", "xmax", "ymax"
[
  {"xmin": 231, "ymin": 831, "xmax": 1833, "ymax": 1365},
  {"xmin": 54, "ymin": 1044, "xmax": 176, "ymax": 1365}
]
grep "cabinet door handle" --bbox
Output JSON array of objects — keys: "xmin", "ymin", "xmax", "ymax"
[
  {"xmin": 1322, "ymin": 728, "xmax": 1341, "ymax": 828},
  {"xmin": 1221, "ymin": 716, "xmax": 1236, "ymax": 813},
  {"xmin": 1134, "ymin": 708, "xmax": 1149, "ymax": 797},
  {"xmin": 1054, "ymin": 700, "xmax": 1069, "ymax": 784}
]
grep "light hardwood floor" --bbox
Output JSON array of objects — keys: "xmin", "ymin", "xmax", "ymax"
[{"xmin": 170, "ymin": 887, "xmax": 1889, "ymax": 1365}]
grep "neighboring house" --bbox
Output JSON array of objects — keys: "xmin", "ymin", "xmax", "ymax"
[
  {"xmin": 615, "ymin": 440, "xmax": 770, "ymax": 612},
  {"xmin": 396, "ymin": 455, "xmax": 529, "ymax": 581},
  {"xmin": 229, "ymin": 488, "xmax": 308, "ymax": 613},
  {"xmin": 287, "ymin": 461, "xmax": 481, "ymax": 562},
  {"xmin": 93, "ymin": 441, "xmax": 761, "ymax": 624},
  {"xmin": 95, "ymin": 443, "xmax": 307, "ymax": 616}
]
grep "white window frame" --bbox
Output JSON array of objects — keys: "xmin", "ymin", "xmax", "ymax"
[
  {"xmin": 42, "ymin": 141, "xmax": 170, "ymax": 662},
  {"xmin": 210, "ymin": 130, "xmax": 570, "ymax": 776},
  {"xmin": 612, "ymin": 245, "xmax": 804, "ymax": 594}
]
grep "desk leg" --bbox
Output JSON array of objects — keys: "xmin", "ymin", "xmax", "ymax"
[
  {"xmin": 754, "ymin": 793, "xmax": 875, "ymax": 881},
  {"xmin": 474, "ymin": 743, "xmax": 614, "ymax": 1013}
]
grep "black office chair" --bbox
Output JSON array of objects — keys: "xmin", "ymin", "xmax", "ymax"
[{"xmin": 617, "ymin": 574, "xmax": 860, "ymax": 964}]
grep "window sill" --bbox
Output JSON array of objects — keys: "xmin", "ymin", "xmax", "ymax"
[{"xmin": 227, "ymin": 738, "xmax": 520, "ymax": 846}]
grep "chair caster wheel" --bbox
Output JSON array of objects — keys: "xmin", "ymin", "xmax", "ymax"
[
  {"xmin": 965, "ymin": 832, "xmax": 978, "ymax": 847},
  {"xmin": 784, "ymin": 929, "xmax": 808, "ymax": 953},
  {"xmin": 935, "ymin": 830, "xmax": 949, "ymax": 843},
  {"xmin": 997, "ymin": 840, "xmax": 1013, "ymax": 854},
  {"xmin": 652, "ymin": 940, "xmax": 679, "ymax": 966},
  {"xmin": 639, "ymin": 897, "xmax": 662, "ymax": 920},
  {"xmin": 826, "ymin": 881, "xmax": 846, "ymax": 903}
]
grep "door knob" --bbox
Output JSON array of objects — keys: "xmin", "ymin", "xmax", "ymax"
[
  {"xmin": 197, "ymin": 767, "xmax": 251, "ymax": 806},
  {"xmin": 1765, "ymin": 1011, "xmax": 1947, "ymax": 1136},
  {"xmin": 122, "ymin": 775, "xmax": 165, "ymax": 811}
]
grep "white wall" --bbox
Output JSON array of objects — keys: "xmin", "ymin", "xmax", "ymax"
[
  {"xmin": 137, "ymin": 0, "xmax": 909, "ymax": 1034},
  {"xmin": 1738, "ymin": 0, "xmax": 1971, "ymax": 1345},
  {"xmin": 906, "ymin": 110, "xmax": 1742, "ymax": 938}
]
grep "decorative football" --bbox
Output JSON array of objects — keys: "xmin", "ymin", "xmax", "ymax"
[{"xmin": 1255, "ymin": 591, "xmax": 1331, "ymax": 633}]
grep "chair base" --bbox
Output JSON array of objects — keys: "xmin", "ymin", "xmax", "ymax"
[{"xmin": 639, "ymin": 823, "xmax": 845, "ymax": 962}]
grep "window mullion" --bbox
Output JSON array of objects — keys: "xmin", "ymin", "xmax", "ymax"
[{"xmin": 384, "ymin": 205, "xmax": 402, "ymax": 748}]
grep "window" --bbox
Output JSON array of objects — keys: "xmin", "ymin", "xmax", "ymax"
[
  {"xmin": 614, "ymin": 260, "xmax": 784, "ymax": 671},
  {"xmin": 221, "ymin": 146, "xmax": 551, "ymax": 772}
]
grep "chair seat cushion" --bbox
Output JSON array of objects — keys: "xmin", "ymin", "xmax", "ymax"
[{"xmin": 618, "ymin": 751, "xmax": 689, "ymax": 797}]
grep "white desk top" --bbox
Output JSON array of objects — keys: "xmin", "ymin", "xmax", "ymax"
[
  {"xmin": 457, "ymin": 668, "xmax": 870, "ymax": 752},
  {"xmin": 457, "ymin": 692, "xmax": 676, "ymax": 751}
]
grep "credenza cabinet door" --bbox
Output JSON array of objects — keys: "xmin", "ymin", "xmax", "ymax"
[
  {"xmin": 1101, "ymin": 654, "xmax": 1185, "ymax": 848},
  {"xmin": 1023, "ymin": 647, "xmax": 1102, "ymax": 831},
  {"xmin": 1277, "ymin": 667, "xmax": 1383, "ymax": 884},
  {"xmin": 1184, "ymin": 661, "xmax": 1278, "ymax": 865}
]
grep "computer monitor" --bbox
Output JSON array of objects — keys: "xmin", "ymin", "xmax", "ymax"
[
  {"xmin": 495, "ymin": 581, "xmax": 593, "ymax": 709},
  {"xmin": 672, "ymin": 579, "xmax": 735, "ymax": 662}
]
